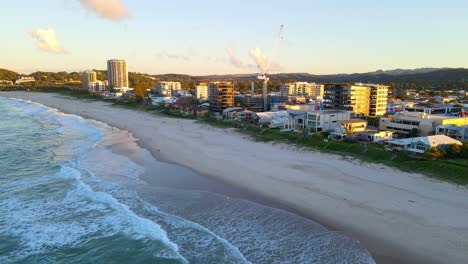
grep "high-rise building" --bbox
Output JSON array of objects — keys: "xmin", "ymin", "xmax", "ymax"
[
  {"xmin": 107, "ymin": 59, "xmax": 129, "ymax": 90},
  {"xmin": 208, "ymin": 82, "xmax": 234, "ymax": 113},
  {"xmin": 367, "ymin": 84, "xmax": 389, "ymax": 117},
  {"xmin": 196, "ymin": 83, "xmax": 208, "ymax": 100},
  {"xmin": 82, "ymin": 71, "xmax": 97, "ymax": 89},
  {"xmin": 324, "ymin": 84, "xmax": 371, "ymax": 116},
  {"xmin": 154, "ymin": 82, "xmax": 182, "ymax": 97},
  {"xmin": 280, "ymin": 82, "xmax": 324, "ymax": 100}
]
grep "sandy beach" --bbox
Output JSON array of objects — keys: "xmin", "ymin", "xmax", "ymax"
[{"xmin": 3, "ymin": 92, "xmax": 468, "ymax": 264}]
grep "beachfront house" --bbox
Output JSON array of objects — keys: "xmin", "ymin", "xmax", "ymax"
[
  {"xmin": 306, "ymin": 110, "xmax": 353, "ymax": 133},
  {"xmin": 366, "ymin": 131, "xmax": 394, "ymax": 143},
  {"xmin": 341, "ymin": 119, "xmax": 368, "ymax": 135},
  {"xmin": 256, "ymin": 111, "xmax": 290, "ymax": 128},
  {"xmin": 387, "ymin": 135, "xmax": 462, "ymax": 154},
  {"xmin": 283, "ymin": 111, "xmax": 308, "ymax": 132}
]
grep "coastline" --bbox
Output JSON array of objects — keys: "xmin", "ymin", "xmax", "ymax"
[{"xmin": 3, "ymin": 92, "xmax": 468, "ymax": 264}]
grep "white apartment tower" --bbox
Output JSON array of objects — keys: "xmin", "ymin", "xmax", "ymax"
[
  {"xmin": 107, "ymin": 59, "xmax": 129, "ymax": 90},
  {"xmin": 196, "ymin": 83, "xmax": 208, "ymax": 100},
  {"xmin": 82, "ymin": 71, "xmax": 97, "ymax": 89}
]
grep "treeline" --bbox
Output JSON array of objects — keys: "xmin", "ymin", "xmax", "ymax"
[{"xmin": 3, "ymin": 67, "xmax": 468, "ymax": 97}]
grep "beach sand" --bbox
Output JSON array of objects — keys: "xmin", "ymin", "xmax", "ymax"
[{"xmin": 3, "ymin": 92, "xmax": 468, "ymax": 264}]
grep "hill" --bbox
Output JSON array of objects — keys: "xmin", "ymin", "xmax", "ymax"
[{"xmin": 0, "ymin": 69, "xmax": 19, "ymax": 81}]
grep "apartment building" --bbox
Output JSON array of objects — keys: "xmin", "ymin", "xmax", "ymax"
[
  {"xmin": 196, "ymin": 83, "xmax": 208, "ymax": 100},
  {"xmin": 324, "ymin": 83, "xmax": 389, "ymax": 117},
  {"xmin": 379, "ymin": 111, "xmax": 468, "ymax": 136},
  {"xmin": 280, "ymin": 82, "xmax": 324, "ymax": 100},
  {"xmin": 107, "ymin": 59, "xmax": 129, "ymax": 92},
  {"xmin": 82, "ymin": 71, "xmax": 97, "ymax": 90},
  {"xmin": 155, "ymin": 82, "xmax": 182, "ymax": 97}
]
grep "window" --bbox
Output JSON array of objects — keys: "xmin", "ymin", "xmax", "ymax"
[{"xmin": 416, "ymin": 145, "xmax": 426, "ymax": 151}]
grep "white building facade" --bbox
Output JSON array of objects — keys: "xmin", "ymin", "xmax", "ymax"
[
  {"xmin": 196, "ymin": 83, "xmax": 208, "ymax": 100},
  {"xmin": 155, "ymin": 82, "xmax": 182, "ymax": 97},
  {"xmin": 280, "ymin": 82, "xmax": 324, "ymax": 100},
  {"xmin": 107, "ymin": 59, "xmax": 129, "ymax": 93},
  {"xmin": 306, "ymin": 110, "xmax": 353, "ymax": 133}
]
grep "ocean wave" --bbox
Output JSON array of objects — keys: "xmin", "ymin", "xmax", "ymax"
[{"xmin": 0, "ymin": 165, "xmax": 188, "ymax": 263}]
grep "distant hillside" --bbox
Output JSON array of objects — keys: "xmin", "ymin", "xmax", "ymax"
[
  {"xmin": 3, "ymin": 67, "xmax": 468, "ymax": 91},
  {"xmin": 188, "ymin": 68, "xmax": 467, "ymax": 83},
  {"xmin": 0, "ymin": 69, "xmax": 19, "ymax": 81}
]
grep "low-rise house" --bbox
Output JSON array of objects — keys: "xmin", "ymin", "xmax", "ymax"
[
  {"xmin": 306, "ymin": 110, "xmax": 353, "ymax": 133},
  {"xmin": 341, "ymin": 119, "xmax": 368, "ymax": 135},
  {"xmin": 366, "ymin": 131, "xmax": 394, "ymax": 143},
  {"xmin": 223, "ymin": 107, "xmax": 245, "ymax": 120},
  {"xmin": 283, "ymin": 112, "xmax": 307, "ymax": 132},
  {"xmin": 0, "ymin": 80, "xmax": 13, "ymax": 85},
  {"xmin": 387, "ymin": 135, "xmax": 462, "ymax": 154},
  {"xmin": 256, "ymin": 111, "xmax": 290, "ymax": 128},
  {"xmin": 436, "ymin": 125, "xmax": 468, "ymax": 141}
]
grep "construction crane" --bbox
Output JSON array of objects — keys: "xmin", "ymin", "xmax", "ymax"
[{"xmin": 255, "ymin": 25, "xmax": 284, "ymax": 111}]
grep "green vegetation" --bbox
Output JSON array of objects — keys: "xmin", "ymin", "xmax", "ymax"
[
  {"xmin": 0, "ymin": 68, "xmax": 19, "ymax": 81},
  {"xmin": 201, "ymin": 118, "xmax": 468, "ymax": 185}
]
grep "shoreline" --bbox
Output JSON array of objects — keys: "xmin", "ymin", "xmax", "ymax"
[{"xmin": 3, "ymin": 92, "xmax": 468, "ymax": 264}]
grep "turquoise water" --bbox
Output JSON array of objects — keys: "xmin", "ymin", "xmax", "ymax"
[{"xmin": 0, "ymin": 97, "xmax": 375, "ymax": 263}]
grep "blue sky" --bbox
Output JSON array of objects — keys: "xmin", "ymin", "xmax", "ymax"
[{"xmin": 1, "ymin": 0, "xmax": 468, "ymax": 75}]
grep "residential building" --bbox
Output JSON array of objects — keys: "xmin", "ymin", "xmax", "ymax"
[
  {"xmin": 388, "ymin": 135, "xmax": 462, "ymax": 154},
  {"xmin": 208, "ymin": 82, "xmax": 234, "ymax": 113},
  {"xmin": 324, "ymin": 84, "xmax": 371, "ymax": 116},
  {"xmin": 155, "ymin": 82, "xmax": 182, "ymax": 97},
  {"xmin": 196, "ymin": 83, "xmax": 208, "ymax": 100},
  {"xmin": 341, "ymin": 119, "xmax": 368, "ymax": 135},
  {"xmin": 280, "ymin": 82, "xmax": 324, "ymax": 100},
  {"xmin": 88, "ymin": 81, "xmax": 106, "ymax": 93},
  {"xmin": 15, "ymin": 76, "xmax": 35, "ymax": 84},
  {"xmin": 256, "ymin": 111, "xmax": 290, "ymax": 128},
  {"xmin": 366, "ymin": 83, "xmax": 389, "ymax": 117},
  {"xmin": 324, "ymin": 83, "xmax": 389, "ymax": 117},
  {"xmin": 436, "ymin": 125, "xmax": 468, "ymax": 141},
  {"xmin": 283, "ymin": 111, "xmax": 308, "ymax": 132},
  {"xmin": 0, "ymin": 80, "xmax": 13, "ymax": 86},
  {"xmin": 380, "ymin": 111, "xmax": 468, "ymax": 136},
  {"xmin": 365, "ymin": 131, "xmax": 394, "ymax": 143},
  {"xmin": 234, "ymin": 94, "xmax": 287, "ymax": 112},
  {"xmin": 107, "ymin": 59, "xmax": 129, "ymax": 92},
  {"xmin": 405, "ymin": 104, "xmax": 462, "ymax": 116},
  {"xmin": 82, "ymin": 71, "xmax": 97, "ymax": 89},
  {"xmin": 306, "ymin": 110, "xmax": 353, "ymax": 133}
]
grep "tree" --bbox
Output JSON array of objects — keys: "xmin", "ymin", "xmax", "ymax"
[
  {"xmin": 446, "ymin": 144, "xmax": 462, "ymax": 158},
  {"xmin": 460, "ymin": 141, "xmax": 468, "ymax": 158},
  {"xmin": 424, "ymin": 147, "xmax": 445, "ymax": 160}
]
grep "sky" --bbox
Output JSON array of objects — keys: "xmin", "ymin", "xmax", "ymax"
[{"xmin": 1, "ymin": 0, "xmax": 468, "ymax": 75}]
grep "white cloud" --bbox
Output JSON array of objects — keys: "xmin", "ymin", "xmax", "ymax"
[
  {"xmin": 249, "ymin": 48, "xmax": 283, "ymax": 73},
  {"xmin": 79, "ymin": 0, "xmax": 130, "ymax": 21},
  {"xmin": 30, "ymin": 28, "xmax": 67, "ymax": 54},
  {"xmin": 155, "ymin": 51, "xmax": 190, "ymax": 61},
  {"xmin": 226, "ymin": 47, "xmax": 245, "ymax": 68}
]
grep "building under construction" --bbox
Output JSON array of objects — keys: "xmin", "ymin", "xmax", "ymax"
[
  {"xmin": 234, "ymin": 94, "xmax": 287, "ymax": 112},
  {"xmin": 208, "ymin": 82, "xmax": 234, "ymax": 113}
]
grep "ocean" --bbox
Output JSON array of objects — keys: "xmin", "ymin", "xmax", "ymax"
[{"xmin": 0, "ymin": 97, "xmax": 375, "ymax": 264}]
